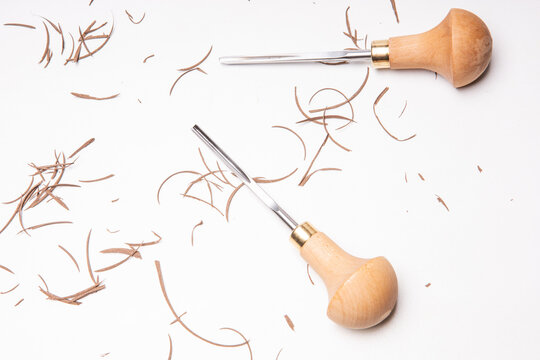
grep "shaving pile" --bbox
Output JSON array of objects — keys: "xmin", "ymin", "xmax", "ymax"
[
  {"xmin": 0, "ymin": 139, "xmax": 93, "ymax": 236},
  {"xmin": 3, "ymin": 17, "xmax": 114, "ymax": 68},
  {"xmin": 158, "ymin": 147, "xmax": 299, "ymax": 221}
]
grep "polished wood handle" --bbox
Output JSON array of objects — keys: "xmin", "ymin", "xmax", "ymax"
[
  {"xmin": 293, "ymin": 224, "xmax": 398, "ymax": 329},
  {"xmin": 386, "ymin": 8, "xmax": 492, "ymax": 87}
]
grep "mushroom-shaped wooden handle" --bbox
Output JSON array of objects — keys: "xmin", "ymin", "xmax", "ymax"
[
  {"xmin": 292, "ymin": 223, "xmax": 397, "ymax": 329},
  {"xmin": 376, "ymin": 9, "xmax": 492, "ymax": 87}
]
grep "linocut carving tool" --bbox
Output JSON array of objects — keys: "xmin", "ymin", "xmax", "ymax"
[
  {"xmin": 220, "ymin": 8, "xmax": 492, "ymax": 88},
  {"xmin": 192, "ymin": 125, "xmax": 398, "ymax": 329}
]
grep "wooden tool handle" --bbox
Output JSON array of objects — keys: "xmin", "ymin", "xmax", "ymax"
[
  {"xmin": 292, "ymin": 223, "xmax": 397, "ymax": 329},
  {"xmin": 375, "ymin": 9, "xmax": 492, "ymax": 87}
]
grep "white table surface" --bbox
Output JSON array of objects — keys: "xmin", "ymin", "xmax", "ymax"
[{"xmin": 1, "ymin": 0, "xmax": 539, "ymax": 359}]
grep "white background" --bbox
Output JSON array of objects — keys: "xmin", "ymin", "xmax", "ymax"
[{"xmin": 0, "ymin": 0, "xmax": 539, "ymax": 359}]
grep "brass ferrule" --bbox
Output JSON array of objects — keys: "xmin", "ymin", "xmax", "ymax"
[
  {"xmin": 290, "ymin": 222, "xmax": 317, "ymax": 248},
  {"xmin": 371, "ymin": 39, "xmax": 390, "ymax": 69}
]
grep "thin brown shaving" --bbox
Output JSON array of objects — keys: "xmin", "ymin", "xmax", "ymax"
[
  {"xmin": 38, "ymin": 274, "xmax": 49, "ymax": 291},
  {"xmin": 85, "ymin": 35, "xmax": 109, "ymax": 40},
  {"xmin": 69, "ymin": 138, "xmax": 95, "ymax": 158},
  {"xmin": 96, "ymin": 244, "xmax": 142, "ymax": 272},
  {"xmin": 405, "ymin": 172, "xmax": 408, "ymax": 183},
  {"xmin": 100, "ymin": 247, "xmax": 142, "ymax": 259},
  {"xmin": 41, "ymin": 16, "xmax": 62, "ymax": 35},
  {"xmin": 58, "ymin": 245, "xmax": 80, "ymax": 272},
  {"xmin": 168, "ymin": 334, "xmax": 173, "ymax": 360},
  {"xmin": 276, "ymin": 348, "xmax": 283, "ymax": 360},
  {"xmin": 170, "ymin": 68, "xmax": 204, "ymax": 96},
  {"xmin": 125, "ymin": 231, "xmax": 162, "ymax": 248},
  {"xmin": 0, "ymin": 264, "xmax": 14, "ymax": 275},
  {"xmin": 86, "ymin": 230, "xmax": 98, "ymax": 285},
  {"xmin": 299, "ymin": 135, "xmax": 329, "ymax": 186},
  {"xmin": 178, "ymin": 46, "xmax": 213, "ymax": 71},
  {"xmin": 398, "ymin": 100, "xmax": 408, "ymax": 118},
  {"xmin": 155, "ymin": 260, "xmax": 248, "ymax": 347},
  {"xmin": 100, "ymin": 247, "xmax": 140, "ymax": 256},
  {"xmin": 322, "ymin": 110, "xmax": 351, "ymax": 152},
  {"xmin": 0, "ymin": 283, "xmax": 19, "ymax": 295},
  {"xmin": 225, "ymin": 184, "xmax": 244, "ymax": 221},
  {"xmin": 307, "ymin": 264, "xmax": 314, "ymax": 285},
  {"xmin": 272, "ymin": 126, "xmax": 307, "ymax": 160},
  {"xmin": 59, "ymin": 24, "xmax": 64, "ymax": 54},
  {"xmin": 14, "ymin": 298, "xmax": 24, "ymax": 307},
  {"xmin": 79, "ymin": 174, "xmax": 114, "ymax": 183},
  {"xmin": 390, "ymin": 0, "xmax": 400, "ymax": 23},
  {"xmin": 220, "ymin": 328, "xmax": 252, "ymax": 360},
  {"xmin": 112, "ymin": 198, "xmax": 119, "ymax": 202},
  {"xmin": 45, "ymin": 189, "xmax": 69, "ymax": 210},
  {"xmin": 319, "ymin": 61, "xmax": 348, "ymax": 65},
  {"xmin": 39, "ymin": 22, "xmax": 50, "ymax": 64},
  {"xmin": 425, "ymin": 283, "xmax": 431, "ymax": 288},
  {"xmin": 344, "ymin": 6, "xmax": 359, "ymax": 48},
  {"xmin": 309, "ymin": 68, "xmax": 369, "ymax": 113},
  {"xmin": 303, "ymin": 168, "xmax": 342, "ymax": 185},
  {"xmin": 17, "ymin": 183, "xmax": 42, "ymax": 235},
  {"xmin": 436, "ymin": 195, "xmax": 449, "ymax": 212},
  {"xmin": 64, "ymin": 33, "xmax": 75, "ymax": 65},
  {"xmin": 477, "ymin": 165, "xmax": 483, "ymax": 173},
  {"xmin": 125, "ymin": 10, "xmax": 145, "ymax": 24},
  {"xmin": 284, "ymin": 315, "xmax": 295, "ymax": 331},
  {"xmin": 254, "ymin": 168, "xmax": 298, "ymax": 184},
  {"xmin": 19, "ymin": 221, "xmax": 72, "ymax": 233},
  {"xmin": 418, "ymin": 173, "xmax": 425, "ymax": 181},
  {"xmin": 106, "ymin": 228, "xmax": 120, "ymax": 234},
  {"xmin": 4, "ymin": 23, "xmax": 35, "ymax": 29},
  {"xmin": 71, "ymin": 92, "xmax": 119, "ymax": 101},
  {"xmin": 296, "ymin": 114, "xmax": 354, "ymax": 126},
  {"xmin": 143, "ymin": 54, "xmax": 155, "ymax": 63},
  {"xmin": 191, "ymin": 220, "xmax": 203, "ymax": 246},
  {"xmin": 153, "ymin": 231, "xmax": 163, "ymax": 241},
  {"xmin": 294, "ymin": 87, "xmax": 311, "ymax": 119},
  {"xmin": 73, "ymin": 40, "xmax": 82, "ymax": 62},
  {"xmin": 373, "ymin": 87, "xmax": 416, "ymax": 142}
]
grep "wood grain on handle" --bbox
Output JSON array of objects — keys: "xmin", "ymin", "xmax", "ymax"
[
  {"xmin": 299, "ymin": 231, "xmax": 397, "ymax": 329},
  {"xmin": 388, "ymin": 8, "xmax": 492, "ymax": 87}
]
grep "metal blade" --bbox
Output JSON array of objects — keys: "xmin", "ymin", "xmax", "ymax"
[
  {"xmin": 192, "ymin": 125, "xmax": 298, "ymax": 230},
  {"xmin": 219, "ymin": 49, "xmax": 371, "ymax": 65}
]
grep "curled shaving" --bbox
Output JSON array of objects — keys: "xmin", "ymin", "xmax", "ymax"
[{"xmin": 155, "ymin": 260, "xmax": 248, "ymax": 348}]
